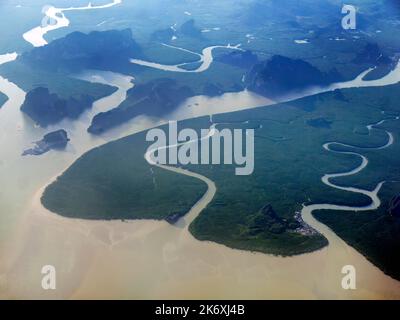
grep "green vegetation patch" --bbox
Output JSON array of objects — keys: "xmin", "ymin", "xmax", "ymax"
[
  {"xmin": 42, "ymin": 130, "xmax": 207, "ymax": 220},
  {"xmin": 0, "ymin": 60, "xmax": 116, "ymax": 100},
  {"xmin": 42, "ymin": 84, "xmax": 400, "ymax": 258}
]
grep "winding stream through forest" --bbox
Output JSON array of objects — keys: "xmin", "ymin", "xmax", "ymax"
[
  {"xmin": 23, "ymin": 0, "xmax": 122, "ymax": 47},
  {"xmin": 1, "ymin": 1, "xmax": 400, "ymax": 299},
  {"xmin": 302, "ymin": 116, "xmax": 399, "ymax": 248}
]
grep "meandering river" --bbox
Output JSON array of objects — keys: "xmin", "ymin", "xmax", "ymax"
[
  {"xmin": 1, "ymin": 1, "xmax": 400, "ymax": 298},
  {"xmin": 23, "ymin": 0, "xmax": 122, "ymax": 47},
  {"xmin": 131, "ymin": 43, "xmax": 244, "ymax": 73},
  {"xmin": 301, "ymin": 117, "xmax": 399, "ymax": 264}
]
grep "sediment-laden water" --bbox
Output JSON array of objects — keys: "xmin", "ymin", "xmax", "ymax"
[{"xmin": 1, "ymin": 1, "xmax": 400, "ymax": 298}]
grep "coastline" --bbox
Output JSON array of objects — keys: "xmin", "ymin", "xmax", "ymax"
[
  {"xmin": 4, "ymin": 108, "xmax": 400, "ymax": 300},
  {"xmin": 2, "ymin": 5, "xmax": 400, "ymax": 296}
]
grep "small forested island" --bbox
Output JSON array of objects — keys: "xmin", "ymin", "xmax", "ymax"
[
  {"xmin": 20, "ymin": 87, "xmax": 95, "ymax": 127},
  {"xmin": 22, "ymin": 129, "xmax": 69, "ymax": 156}
]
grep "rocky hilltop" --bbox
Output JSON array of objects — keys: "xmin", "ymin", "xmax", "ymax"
[
  {"xmin": 21, "ymin": 87, "xmax": 95, "ymax": 127},
  {"xmin": 353, "ymin": 43, "xmax": 392, "ymax": 66},
  {"xmin": 21, "ymin": 29, "xmax": 142, "ymax": 73},
  {"xmin": 216, "ymin": 50, "xmax": 259, "ymax": 69},
  {"xmin": 248, "ymin": 204, "xmax": 300, "ymax": 235},
  {"xmin": 22, "ymin": 129, "xmax": 69, "ymax": 156},
  {"xmin": 247, "ymin": 55, "xmax": 342, "ymax": 98},
  {"xmin": 151, "ymin": 19, "xmax": 203, "ymax": 43},
  {"xmin": 179, "ymin": 19, "xmax": 203, "ymax": 38}
]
